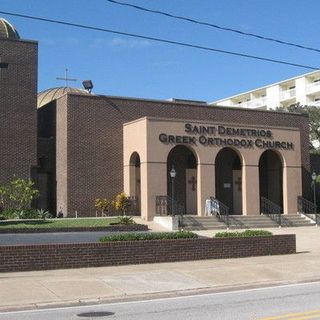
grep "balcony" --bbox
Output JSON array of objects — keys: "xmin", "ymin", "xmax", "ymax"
[
  {"xmin": 237, "ymin": 97, "xmax": 267, "ymax": 109},
  {"xmin": 306, "ymin": 81, "xmax": 320, "ymax": 94},
  {"xmin": 279, "ymin": 88, "xmax": 296, "ymax": 101},
  {"xmin": 311, "ymin": 100, "xmax": 320, "ymax": 107}
]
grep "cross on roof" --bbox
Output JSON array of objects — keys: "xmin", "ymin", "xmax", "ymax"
[{"xmin": 56, "ymin": 68, "xmax": 77, "ymax": 87}]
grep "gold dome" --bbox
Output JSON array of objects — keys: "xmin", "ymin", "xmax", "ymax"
[
  {"xmin": 0, "ymin": 18, "xmax": 20, "ymax": 39},
  {"xmin": 37, "ymin": 87, "xmax": 90, "ymax": 108}
]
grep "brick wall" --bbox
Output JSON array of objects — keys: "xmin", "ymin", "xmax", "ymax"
[
  {"xmin": 0, "ymin": 234, "xmax": 296, "ymax": 272},
  {"xmin": 48, "ymin": 94, "xmax": 310, "ymax": 216},
  {"xmin": 0, "ymin": 38, "xmax": 37, "ymax": 185}
]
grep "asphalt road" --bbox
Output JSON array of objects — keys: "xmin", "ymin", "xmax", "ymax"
[
  {"xmin": 0, "ymin": 232, "xmax": 110, "ymax": 245},
  {"xmin": 1, "ymin": 281, "xmax": 320, "ymax": 320}
]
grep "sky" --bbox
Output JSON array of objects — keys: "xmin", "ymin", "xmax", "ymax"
[{"xmin": 1, "ymin": 0, "xmax": 320, "ymax": 102}]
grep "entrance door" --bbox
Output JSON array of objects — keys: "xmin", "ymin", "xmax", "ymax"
[
  {"xmin": 232, "ymin": 170, "xmax": 242, "ymax": 214},
  {"xmin": 186, "ymin": 169, "xmax": 197, "ymax": 214}
]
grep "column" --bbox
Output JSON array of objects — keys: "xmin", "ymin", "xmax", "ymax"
[
  {"xmin": 123, "ymin": 164, "xmax": 136, "ymax": 196},
  {"xmin": 283, "ymin": 166, "xmax": 302, "ymax": 215},
  {"xmin": 242, "ymin": 165, "xmax": 260, "ymax": 215},
  {"xmin": 197, "ymin": 163, "xmax": 215, "ymax": 216},
  {"xmin": 140, "ymin": 162, "xmax": 167, "ymax": 221}
]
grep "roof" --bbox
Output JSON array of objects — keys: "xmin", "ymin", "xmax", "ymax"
[
  {"xmin": 37, "ymin": 87, "xmax": 90, "ymax": 108},
  {"xmin": 0, "ymin": 18, "xmax": 20, "ymax": 39}
]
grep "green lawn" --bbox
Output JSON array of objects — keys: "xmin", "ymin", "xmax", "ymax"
[{"xmin": 0, "ymin": 218, "xmax": 119, "ymax": 229}]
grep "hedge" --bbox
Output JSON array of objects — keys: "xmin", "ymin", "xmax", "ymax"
[
  {"xmin": 215, "ymin": 230, "xmax": 273, "ymax": 238},
  {"xmin": 100, "ymin": 231, "xmax": 198, "ymax": 242}
]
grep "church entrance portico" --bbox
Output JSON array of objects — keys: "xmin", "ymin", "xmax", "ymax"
[{"xmin": 123, "ymin": 117, "xmax": 302, "ymax": 221}]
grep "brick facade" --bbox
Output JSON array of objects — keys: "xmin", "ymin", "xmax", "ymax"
[
  {"xmin": 39, "ymin": 93, "xmax": 310, "ymax": 216},
  {"xmin": 0, "ymin": 37, "xmax": 37, "ymax": 185},
  {"xmin": 0, "ymin": 234, "xmax": 296, "ymax": 272}
]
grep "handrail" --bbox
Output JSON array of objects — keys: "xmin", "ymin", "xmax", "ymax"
[
  {"xmin": 261, "ymin": 196, "xmax": 282, "ymax": 226},
  {"xmin": 297, "ymin": 196, "xmax": 319, "ymax": 225},
  {"xmin": 155, "ymin": 195, "xmax": 185, "ymax": 229},
  {"xmin": 209, "ymin": 197, "xmax": 230, "ymax": 227}
]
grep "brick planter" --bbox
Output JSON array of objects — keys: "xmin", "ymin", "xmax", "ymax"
[
  {"xmin": 0, "ymin": 224, "xmax": 148, "ymax": 234},
  {"xmin": 0, "ymin": 234, "xmax": 295, "ymax": 272}
]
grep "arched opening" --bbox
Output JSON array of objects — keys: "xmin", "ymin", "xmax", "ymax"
[
  {"xmin": 129, "ymin": 152, "xmax": 141, "ymax": 211},
  {"xmin": 215, "ymin": 148, "xmax": 242, "ymax": 214},
  {"xmin": 259, "ymin": 150, "xmax": 283, "ymax": 211},
  {"xmin": 167, "ymin": 145, "xmax": 197, "ymax": 215}
]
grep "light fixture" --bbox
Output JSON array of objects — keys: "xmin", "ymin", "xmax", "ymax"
[
  {"xmin": 170, "ymin": 167, "xmax": 176, "ymax": 178},
  {"xmin": 82, "ymin": 80, "xmax": 94, "ymax": 93}
]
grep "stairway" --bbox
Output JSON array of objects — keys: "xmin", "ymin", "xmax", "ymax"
[
  {"xmin": 281, "ymin": 214, "xmax": 316, "ymax": 227},
  {"xmin": 182, "ymin": 216, "xmax": 227, "ymax": 230},
  {"xmin": 181, "ymin": 214, "xmax": 315, "ymax": 230},
  {"xmin": 228, "ymin": 215, "xmax": 279, "ymax": 229}
]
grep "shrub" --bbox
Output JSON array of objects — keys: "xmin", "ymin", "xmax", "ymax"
[
  {"xmin": 215, "ymin": 230, "xmax": 273, "ymax": 238},
  {"xmin": 0, "ymin": 208, "xmax": 52, "ymax": 220},
  {"xmin": 94, "ymin": 198, "xmax": 113, "ymax": 216},
  {"xmin": 18, "ymin": 209, "xmax": 41, "ymax": 220},
  {"xmin": 0, "ymin": 178, "xmax": 39, "ymax": 211},
  {"xmin": 114, "ymin": 192, "xmax": 131, "ymax": 216},
  {"xmin": 1, "ymin": 209, "xmax": 19, "ymax": 220},
  {"xmin": 113, "ymin": 215, "xmax": 135, "ymax": 225},
  {"xmin": 37, "ymin": 209, "xmax": 52, "ymax": 220},
  {"xmin": 100, "ymin": 231, "xmax": 198, "ymax": 242}
]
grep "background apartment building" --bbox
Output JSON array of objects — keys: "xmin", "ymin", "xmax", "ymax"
[{"xmin": 213, "ymin": 70, "xmax": 320, "ymax": 110}]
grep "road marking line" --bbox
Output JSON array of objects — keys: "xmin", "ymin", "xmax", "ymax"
[
  {"xmin": 292, "ymin": 314, "xmax": 320, "ymax": 320},
  {"xmin": 259, "ymin": 310, "xmax": 320, "ymax": 320}
]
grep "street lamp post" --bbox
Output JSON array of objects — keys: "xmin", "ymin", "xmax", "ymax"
[
  {"xmin": 170, "ymin": 167, "xmax": 176, "ymax": 215},
  {"xmin": 312, "ymin": 172, "xmax": 317, "ymax": 220}
]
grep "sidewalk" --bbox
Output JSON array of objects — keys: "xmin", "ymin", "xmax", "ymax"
[{"xmin": 0, "ymin": 226, "xmax": 319, "ymax": 312}]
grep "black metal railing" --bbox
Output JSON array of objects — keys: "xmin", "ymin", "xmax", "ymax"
[
  {"xmin": 209, "ymin": 197, "xmax": 230, "ymax": 227},
  {"xmin": 126, "ymin": 196, "xmax": 140, "ymax": 216},
  {"xmin": 297, "ymin": 196, "xmax": 319, "ymax": 225},
  {"xmin": 260, "ymin": 196, "xmax": 282, "ymax": 226},
  {"xmin": 155, "ymin": 195, "xmax": 185, "ymax": 229}
]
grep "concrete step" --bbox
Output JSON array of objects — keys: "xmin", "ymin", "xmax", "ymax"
[
  {"xmin": 181, "ymin": 214, "xmax": 315, "ymax": 230},
  {"xmin": 281, "ymin": 215, "xmax": 315, "ymax": 227},
  {"xmin": 182, "ymin": 216, "xmax": 227, "ymax": 230}
]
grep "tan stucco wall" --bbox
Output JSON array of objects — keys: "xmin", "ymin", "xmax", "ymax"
[{"xmin": 124, "ymin": 117, "xmax": 302, "ymax": 220}]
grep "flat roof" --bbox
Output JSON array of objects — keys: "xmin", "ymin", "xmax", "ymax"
[{"xmin": 62, "ymin": 91, "xmax": 307, "ymax": 117}]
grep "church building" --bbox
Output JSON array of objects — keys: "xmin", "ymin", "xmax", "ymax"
[{"xmin": 0, "ymin": 18, "xmax": 313, "ymax": 221}]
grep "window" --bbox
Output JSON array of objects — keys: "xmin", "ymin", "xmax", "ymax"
[{"xmin": 0, "ymin": 62, "xmax": 8, "ymax": 69}]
